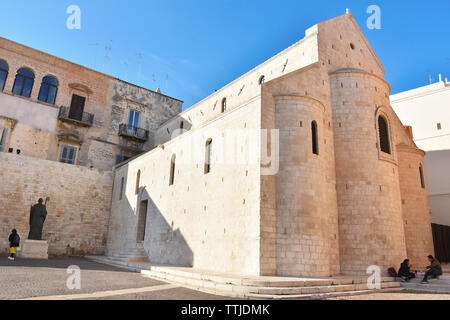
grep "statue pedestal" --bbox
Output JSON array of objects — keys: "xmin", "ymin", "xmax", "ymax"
[{"xmin": 19, "ymin": 240, "xmax": 49, "ymax": 260}]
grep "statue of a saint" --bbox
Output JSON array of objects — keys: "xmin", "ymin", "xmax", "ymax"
[{"xmin": 28, "ymin": 198, "xmax": 48, "ymax": 240}]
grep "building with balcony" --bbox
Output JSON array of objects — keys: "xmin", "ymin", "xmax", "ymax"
[{"xmin": 0, "ymin": 37, "xmax": 183, "ymax": 170}]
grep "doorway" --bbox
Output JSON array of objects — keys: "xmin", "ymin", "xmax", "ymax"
[{"xmin": 137, "ymin": 200, "xmax": 148, "ymax": 243}]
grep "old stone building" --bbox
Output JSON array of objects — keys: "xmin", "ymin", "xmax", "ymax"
[
  {"xmin": 0, "ymin": 12, "xmax": 435, "ymax": 278},
  {"xmin": 0, "ymin": 37, "xmax": 182, "ymax": 171},
  {"xmin": 105, "ymin": 12, "xmax": 435, "ymax": 277}
]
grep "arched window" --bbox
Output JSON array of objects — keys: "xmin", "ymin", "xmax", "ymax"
[
  {"xmin": 259, "ymin": 75, "xmax": 265, "ymax": 85},
  {"xmin": 135, "ymin": 170, "xmax": 141, "ymax": 195},
  {"xmin": 312, "ymin": 121, "xmax": 319, "ymax": 155},
  {"xmin": 119, "ymin": 177, "xmax": 125, "ymax": 200},
  {"xmin": 378, "ymin": 116, "xmax": 391, "ymax": 154},
  {"xmin": 419, "ymin": 165, "xmax": 425, "ymax": 189},
  {"xmin": 38, "ymin": 76, "xmax": 58, "ymax": 104},
  {"xmin": 169, "ymin": 154, "xmax": 176, "ymax": 186},
  {"xmin": 13, "ymin": 68, "xmax": 35, "ymax": 98},
  {"xmin": 205, "ymin": 138, "xmax": 212, "ymax": 174},
  {"xmin": 221, "ymin": 98, "xmax": 227, "ymax": 113},
  {"xmin": 180, "ymin": 121, "xmax": 184, "ymax": 130},
  {"xmin": 0, "ymin": 60, "xmax": 8, "ymax": 91}
]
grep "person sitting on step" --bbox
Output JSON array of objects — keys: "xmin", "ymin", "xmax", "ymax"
[
  {"xmin": 421, "ymin": 255, "xmax": 443, "ymax": 284},
  {"xmin": 398, "ymin": 259, "xmax": 415, "ymax": 282}
]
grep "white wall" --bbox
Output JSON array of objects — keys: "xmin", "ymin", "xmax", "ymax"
[{"xmin": 391, "ymin": 80, "xmax": 450, "ymax": 226}]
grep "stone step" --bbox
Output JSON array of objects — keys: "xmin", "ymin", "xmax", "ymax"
[
  {"xmin": 146, "ymin": 266, "xmax": 395, "ymax": 287},
  {"xmin": 141, "ymin": 269, "xmax": 401, "ymax": 299},
  {"xmin": 86, "ymin": 256, "xmax": 402, "ymax": 300}
]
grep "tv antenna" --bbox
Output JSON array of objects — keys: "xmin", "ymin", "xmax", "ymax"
[
  {"xmin": 103, "ymin": 40, "xmax": 113, "ymax": 73},
  {"xmin": 152, "ymin": 74, "xmax": 157, "ymax": 90},
  {"xmin": 123, "ymin": 60, "xmax": 129, "ymax": 81},
  {"xmin": 88, "ymin": 43, "xmax": 99, "ymax": 69},
  {"xmin": 165, "ymin": 74, "xmax": 169, "ymax": 94},
  {"xmin": 137, "ymin": 52, "xmax": 144, "ymax": 85},
  {"xmin": 428, "ymin": 72, "xmax": 434, "ymax": 85}
]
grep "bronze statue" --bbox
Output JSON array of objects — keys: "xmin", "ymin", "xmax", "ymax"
[{"xmin": 28, "ymin": 198, "xmax": 48, "ymax": 240}]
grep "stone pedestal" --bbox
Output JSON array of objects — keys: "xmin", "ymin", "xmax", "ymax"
[{"xmin": 19, "ymin": 240, "xmax": 49, "ymax": 259}]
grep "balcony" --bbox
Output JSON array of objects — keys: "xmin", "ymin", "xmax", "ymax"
[
  {"xmin": 58, "ymin": 106, "xmax": 94, "ymax": 127},
  {"xmin": 119, "ymin": 124, "xmax": 149, "ymax": 142}
]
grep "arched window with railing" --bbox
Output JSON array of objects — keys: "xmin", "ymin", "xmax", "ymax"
[
  {"xmin": 378, "ymin": 116, "xmax": 391, "ymax": 154},
  {"xmin": 38, "ymin": 75, "xmax": 58, "ymax": 104},
  {"xmin": 312, "ymin": 121, "xmax": 319, "ymax": 155},
  {"xmin": 12, "ymin": 68, "xmax": 35, "ymax": 98},
  {"xmin": 0, "ymin": 60, "xmax": 8, "ymax": 91}
]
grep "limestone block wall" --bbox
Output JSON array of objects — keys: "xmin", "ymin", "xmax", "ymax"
[
  {"xmin": 0, "ymin": 152, "xmax": 113, "ymax": 256},
  {"xmin": 273, "ymin": 94, "xmax": 338, "ymax": 277},
  {"xmin": 106, "ymin": 100, "xmax": 262, "ymax": 275},
  {"xmin": 397, "ymin": 145, "xmax": 435, "ymax": 269},
  {"xmin": 330, "ymin": 70, "xmax": 407, "ymax": 275}
]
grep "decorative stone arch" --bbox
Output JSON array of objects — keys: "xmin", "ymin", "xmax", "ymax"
[
  {"xmin": 375, "ymin": 106, "xmax": 395, "ymax": 162},
  {"xmin": 68, "ymin": 82, "xmax": 93, "ymax": 103}
]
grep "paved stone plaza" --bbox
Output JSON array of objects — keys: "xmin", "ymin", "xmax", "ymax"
[
  {"xmin": 0, "ymin": 256, "xmax": 233, "ymax": 300},
  {"xmin": 1, "ymin": 256, "xmax": 449, "ymax": 300}
]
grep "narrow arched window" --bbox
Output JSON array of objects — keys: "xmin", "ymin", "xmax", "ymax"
[
  {"xmin": 119, "ymin": 177, "xmax": 125, "ymax": 200},
  {"xmin": 38, "ymin": 76, "xmax": 58, "ymax": 104},
  {"xmin": 312, "ymin": 121, "xmax": 319, "ymax": 155},
  {"xmin": 205, "ymin": 138, "xmax": 212, "ymax": 174},
  {"xmin": 419, "ymin": 165, "xmax": 425, "ymax": 189},
  {"xmin": 12, "ymin": 68, "xmax": 35, "ymax": 98},
  {"xmin": 169, "ymin": 154, "xmax": 176, "ymax": 186},
  {"xmin": 180, "ymin": 121, "xmax": 184, "ymax": 130},
  {"xmin": 135, "ymin": 170, "xmax": 141, "ymax": 195},
  {"xmin": 378, "ymin": 116, "xmax": 391, "ymax": 154},
  {"xmin": 259, "ymin": 75, "xmax": 265, "ymax": 85},
  {"xmin": 221, "ymin": 98, "xmax": 227, "ymax": 113},
  {"xmin": 0, "ymin": 60, "xmax": 9, "ymax": 91}
]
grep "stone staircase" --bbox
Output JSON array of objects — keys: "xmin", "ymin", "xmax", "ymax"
[
  {"xmin": 400, "ymin": 272, "xmax": 450, "ymax": 294},
  {"xmin": 85, "ymin": 255, "xmax": 402, "ymax": 299}
]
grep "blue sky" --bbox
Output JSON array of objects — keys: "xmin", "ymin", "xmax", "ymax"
[{"xmin": 1, "ymin": 0, "xmax": 449, "ymax": 109}]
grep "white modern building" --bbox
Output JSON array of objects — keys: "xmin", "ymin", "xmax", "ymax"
[{"xmin": 391, "ymin": 76, "xmax": 450, "ymax": 228}]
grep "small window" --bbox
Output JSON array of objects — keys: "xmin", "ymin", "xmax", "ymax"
[
  {"xmin": 221, "ymin": 98, "xmax": 227, "ymax": 113},
  {"xmin": 437, "ymin": 123, "xmax": 442, "ymax": 130},
  {"xmin": 259, "ymin": 76, "xmax": 265, "ymax": 85},
  {"xmin": 12, "ymin": 68, "xmax": 35, "ymax": 98},
  {"xmin": 378, "ymin": 116, "xmax": 391, "ymax": 154},
  {"xmin": 38, "ymin": 76, "xmax": 58, "ymax": 104},
  {"xmin": 0, "ymin": 128, "xmax": 8, "ymax": 152},
  {"xmin": 0, "ymin": 60, "xmax": 8, "ymax": 91},
  {"xmin": 169, "ymin": 154, "xmax": 176, "ymax": 186},
  {"xmin": 350, "ymin": 43, "xmax": 355, "ymax": 50},
  {"xmin": 180, "ymin": 121, "xmax": 184, "ymax": 130},
  {"xmin": 135, "ymin": 170, "xmax": 141, "ymax": 195},
  {"xmin": 59, "ymin": 145, "xmax": 77, "ymax": 165},
  {"xmin": 312, "ymin": 121, "xmax": 319, "ymax": 155},
  {"xmin": 419, "ymin": 165, "xmax": 425, "ymax": 189},
  {"xmin": 119, "ymin": 177, "xmax": 125, "ymax": 200},
  {"xmin": 205, "ymin": 139, "xmax": 212, "ymax": 174}
]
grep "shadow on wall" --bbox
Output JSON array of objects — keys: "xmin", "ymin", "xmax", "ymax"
[
  {"xmin": 113, "ymin": 181, "xmax": 193, "ymax": 267},
  {"xmin": 141, "ymin": 189, "xmax": 193, "ymax": 267}
]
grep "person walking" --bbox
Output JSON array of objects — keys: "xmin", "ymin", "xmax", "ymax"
[{"xmin": 8, "ymin": 229, "xmax": 20, "ymax": 261}]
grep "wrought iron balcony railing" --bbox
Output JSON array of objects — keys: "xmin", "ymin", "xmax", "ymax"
[
  {"xmin": 119, "ymin": 124, "xmax": 150, "ymax": 142},
  {"xmin": 58, "ymin": 106, "xmax": 94, "ymax": 127}
]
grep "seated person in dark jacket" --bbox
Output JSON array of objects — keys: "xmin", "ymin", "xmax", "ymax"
[
  {"xmin": 398, "ymin": 259, "xmax": 415, "ymax": 282},
  {"xmin": 421, "ymin": 255, "xmax": 443, "ymax": 284}
]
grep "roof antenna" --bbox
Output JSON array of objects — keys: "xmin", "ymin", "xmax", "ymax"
[
  {"xmin": 428, "ymin": 72, "xmax": 434, "ymax": 85},
  {"xmin": 88, "ymin": 43, "xmax": 99, "ymax": 69},
  {"xmin": 137, "ymin": 52, "xmax": 144, "ymax": 85},
  {"xmin": 122, "ymin": 60, "xmax": 129, "ymax": 81},
  {"xmin": 166, "ymin": 74, "xmax": 169, "ymax": 94},
  {"xmin": 152, "ymin": 74, "xmax": 157, "ymax": 90},
  {"xmin": 103, "ymin": 40, "xmax": 113, "ymax": 73}
]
